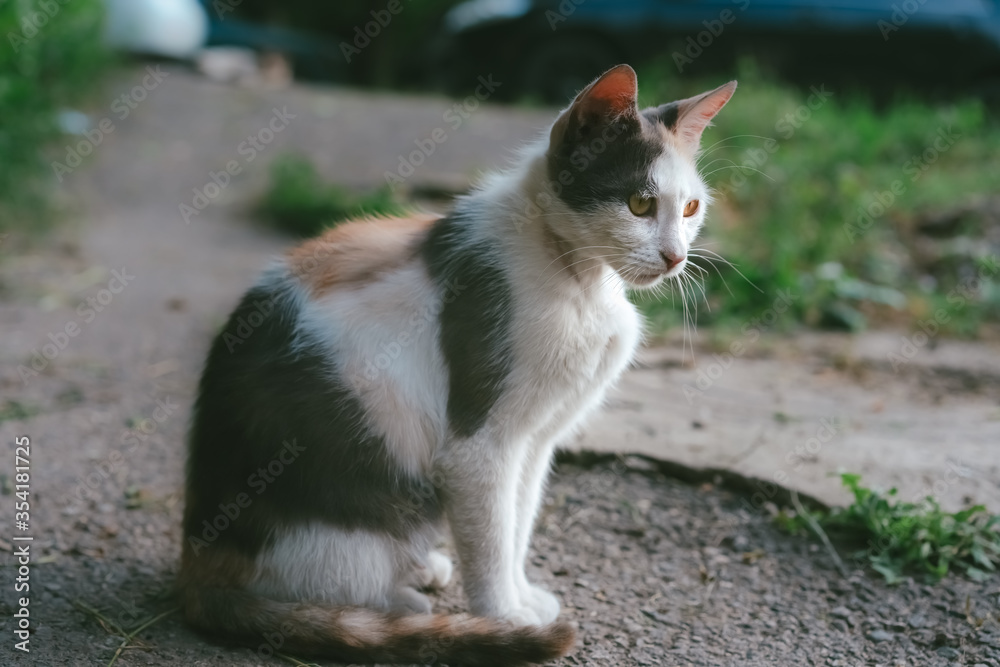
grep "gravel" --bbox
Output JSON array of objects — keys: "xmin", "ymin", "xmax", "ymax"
[{"xmin": 3, "ymin": 453, "xmax": 998, "ymax": 666}]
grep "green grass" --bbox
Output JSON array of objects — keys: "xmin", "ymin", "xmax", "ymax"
[
  {"xmin": 778, "ymin": 473, "xmax": 1000, "ymax": 584},
  {"xmin": 0, "ymin": 400, "xmax": 40, "ymax": 423},
  {"xmin": 634, "ymin": 60, "xmax": 1000, "ymax": 336},
  {"xmin": 259, "ymin": 154, "xmax": 404, "ymax": 237},
  {"xmin": 0, "ymin": 0, "xmax": 110, "ymax": 232}
]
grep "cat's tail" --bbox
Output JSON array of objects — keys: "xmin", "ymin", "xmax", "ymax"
[{"xmin": 182, "ymin": 586, "xmax": 576, "ymax": 666}]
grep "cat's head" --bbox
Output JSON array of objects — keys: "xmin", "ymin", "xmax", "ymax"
[{"xmin": 545, "ymin": 65, "xmax": 735, "ymax": 289}]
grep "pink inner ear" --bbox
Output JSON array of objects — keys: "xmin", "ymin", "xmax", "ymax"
[
  {"xmin": 677, "ymin": 81, "xmax": 736, "ymax": 147},
  {"xmin": 582, "ymin": 65, "xmax": 637, "ymax": 118}
]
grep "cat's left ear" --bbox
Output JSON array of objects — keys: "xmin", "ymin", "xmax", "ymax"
[
  {"xmin": 652, "ymin": 80, "xmax": 737, "ymax": 152},
  {"xmin": 550, "ymin": 64, "xmax": 640, "ymax": 149}
]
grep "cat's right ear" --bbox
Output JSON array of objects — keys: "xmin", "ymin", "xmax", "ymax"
[
  {"xmin": 651, "ymin": 80, "xmax": 737, "ymax": 152},
  {"xmin": 549, "ymin": 64, "xmax": 640, "ymax": 149}
]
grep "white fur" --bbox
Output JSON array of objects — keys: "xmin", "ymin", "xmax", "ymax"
[
  {"xmin": 298, "ymin": 261, "xmax": 449, "ymax": 478},
  {"xmin": 251, "ymin": 523, "xmax": 398, "ymax": 607}
]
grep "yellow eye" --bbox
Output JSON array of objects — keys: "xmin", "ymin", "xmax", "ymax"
[
  {"xmin": 628, "ymin": 194, "xmax": 655, "ymax": 216},
  {"xmin": 683, "ymin": 199, "xmax": 700, "ymax": 217}
]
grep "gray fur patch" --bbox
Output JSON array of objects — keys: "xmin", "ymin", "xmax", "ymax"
[{"xmin": 547, "ymin": 113, "xmax": 666, "ymax": 213}]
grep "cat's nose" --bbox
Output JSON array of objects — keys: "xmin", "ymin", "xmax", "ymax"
[{"xmin": 660, "ymin": 251, "xmax": 686, "ymax": 270}]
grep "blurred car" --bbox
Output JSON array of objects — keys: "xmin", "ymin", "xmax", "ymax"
[
  {"xmin": 195, "ymin": 0, "xmax": 346, "ymax": 81},
  {"xmin": 102, "ymin": 0, "xmax": 342, "ymax": 80},
  {"xmin": 433, "ymin": 0, "xmax": 1000, "ymax": 102},
  {"xmin": 103, "ymin": 0, "xmax": 208, "ymax": 59}
]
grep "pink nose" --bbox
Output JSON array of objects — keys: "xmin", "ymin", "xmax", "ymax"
[{"xmin": 661, "ymin": 252, "xmax": 685, "ymax": 270}]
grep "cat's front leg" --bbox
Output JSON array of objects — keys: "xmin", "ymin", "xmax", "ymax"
[
  {"xmin": 439, "ymin": 435, "xmax": 544, "ymax": 625},
  {"xmin": 513, "ymin": 438, "xmax": 562, "ymax": 624}
]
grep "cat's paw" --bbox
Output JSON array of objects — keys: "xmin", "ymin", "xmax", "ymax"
[
  {"xmin": 426, "ymin": 550, "xmax": 453, "ymax": 589},
  {"xmin": 519, "ymin": 583, "xmax": 561, "ymax": 624},
  {"xmin": 413, "ymin": 550, "xmax": 453, "ymax": 590},
  {"xmin": 391, "ymin": 586, "xmax": 432, "ymax": 614},
  {"xmin": 498, "ymin": 604, "xmax": 544, "ymax": 627}
]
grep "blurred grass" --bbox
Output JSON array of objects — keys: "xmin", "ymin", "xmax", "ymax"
[
  {"xmin": 259, "ymin": 154, "xmax": 404, "ymax": 236},
  {"xmin": 635, "ymin": 60, "xmax": 1000, "ymax": 337},
  {"xmin": 0, "ymin": 0, "xmax": 110, "ymax": 232}
]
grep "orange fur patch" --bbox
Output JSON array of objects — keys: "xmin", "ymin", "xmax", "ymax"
[{"xmin": 287, "ymin": 214, "xmax": 439, "ymax": 296}]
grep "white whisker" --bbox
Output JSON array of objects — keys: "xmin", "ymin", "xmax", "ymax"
[{"xmin": 689, "ymin": 247, "xmax": 763, "ymax": 293}]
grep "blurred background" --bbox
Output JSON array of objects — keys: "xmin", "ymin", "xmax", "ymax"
[
  {"xmin": 2, "ymin": 1, "xmax": 1000, "ymax": 663},
  {"xmin": 3, "ymin": 0, "xmax": 999, "ymax": 333}
]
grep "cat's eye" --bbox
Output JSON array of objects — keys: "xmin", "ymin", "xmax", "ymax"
[
  {"xmin": 628, "ymin": 194, "xmax": 655, "ymax": 217},
  {"xmin": 683, "ymin": 199, "xmax": 700, "ymax": 217}
]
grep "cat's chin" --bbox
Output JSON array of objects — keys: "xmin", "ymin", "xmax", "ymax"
[{"xmin": 623, "ymin": 271, "xmax": 667, "ymax": 289}]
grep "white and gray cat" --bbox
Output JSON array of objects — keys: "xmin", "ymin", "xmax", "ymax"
[{"xmin": 180, "ymin": 65, "xmax": 735, "ymax": 665}]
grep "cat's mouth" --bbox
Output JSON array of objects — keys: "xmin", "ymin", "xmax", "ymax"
[{"xmin": 626, "ymin": 271, "xmax": 668, "ymax": 287}]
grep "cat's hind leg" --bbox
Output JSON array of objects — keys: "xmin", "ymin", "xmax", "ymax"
[
  {"xmin": 412, "ymin": 549, "xmax": 453, "ymax": 590},
  {"xmin": 251, "ymin": 522, "xmax": 427, "ymax": 613}
]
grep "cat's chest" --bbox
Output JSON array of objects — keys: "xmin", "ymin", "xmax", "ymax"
[{"xmin": 515, "ymin": 290, "xmax": 641, "ymax": 390}]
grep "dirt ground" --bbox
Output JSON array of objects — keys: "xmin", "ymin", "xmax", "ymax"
[{"xmin": 1, "ymin": 65, "xmax": 999, "ymax": 666}]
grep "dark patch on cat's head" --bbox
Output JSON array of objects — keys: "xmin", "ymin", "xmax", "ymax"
[
  {"xmin": 546, "ymin": 65, "xmax": 667, "ymax": 213},
  {"xmin": 648, "ymin": 102, "xmax": 680, "ymax": 131}
]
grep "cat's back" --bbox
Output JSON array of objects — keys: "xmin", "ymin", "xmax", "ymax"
[{"xmin": 286, "ymin": 213, "xmax": 439, "ymax": 295}]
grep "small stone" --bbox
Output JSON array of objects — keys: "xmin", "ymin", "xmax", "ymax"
[
  {"xmin": 935, "ymin": 647, "xmax": 961, "ymax": 659},
  {"xmin": 830, "ymin": 606, "xmax": 852, "ymax": 620},
  {"xmin": 907, "ymin": 613, "xmax": 928, "ymax": 628},
  {"xmin": 831, "ymin": 619, "xmax": 849, "ymax": 633},
  {"xmin": 867, "ymin": 630, "xmax": 895, "ymax": 643}
]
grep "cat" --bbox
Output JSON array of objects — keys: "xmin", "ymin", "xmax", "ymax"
[{"xmin": 179, "ymin": 64, "xmax": 735, "ymax": 665}]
